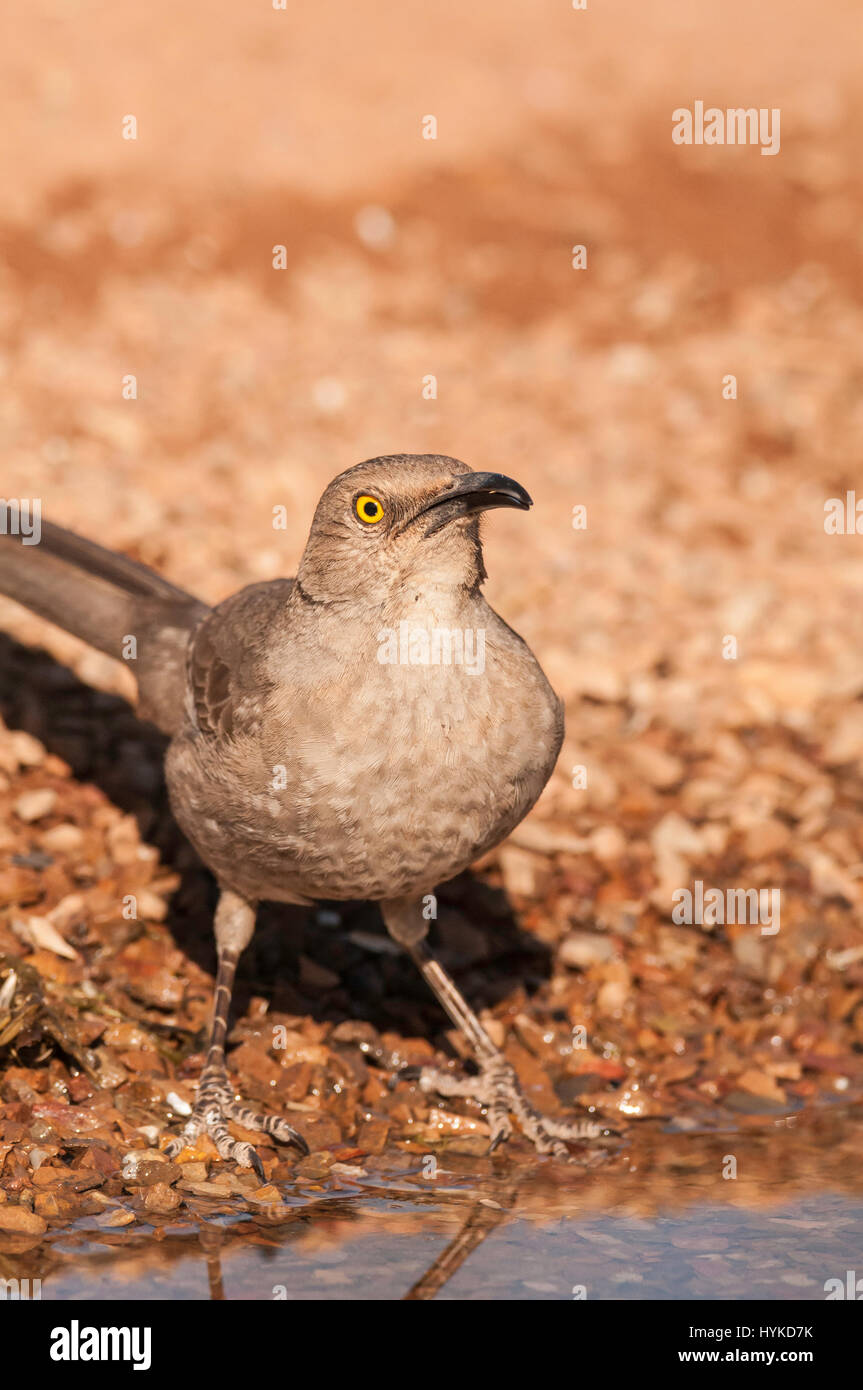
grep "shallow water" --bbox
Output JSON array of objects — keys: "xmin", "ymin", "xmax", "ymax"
[
  {"xmin": 11, "ymin": 1107, "xmax": 862, "ymax": 1301},
  {"xmin": 40, "ymin": 1191, "xmax": 863, "ymax": 1302}
]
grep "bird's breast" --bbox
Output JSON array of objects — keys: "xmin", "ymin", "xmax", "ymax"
[{"xmin": 168, "ymin": 608, "xmax": 562, "ymax": 904}]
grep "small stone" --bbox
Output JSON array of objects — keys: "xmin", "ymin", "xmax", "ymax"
[
  {"xmin": 736, "ymin": 1068, "xmax": 786, "ymax": 1104},
  {"xmin": 724, "ymin": 1090, "xmax": 788, "ymax": 1116},
  {"xmin": 294, "ymin": 1155, "xmax": 333, "ymax": 1181},
  {"xmin": 178, "ymin": 1179, "xmax": 235, "ymax": 1198},
  {"xmin": 143, "ymin": 1182, "xmax": 182, "ymax": 1214},
  {"xmin": 165, "ymin": 1091, "xmax": 192, "ymax": 1116},
  {"xmin": 499, "ymin": 846, "xmax": 549, "ymax": 898},
  {"xmin": 49, "ymin": 893, "xmax": 87, "ymax": 929},
  {"xmin": 589, "ymin": 825, "xmax": 627, "ymax": 863},
  {"xmin": 356, "ymin": 1118, "xmax": 390, "ymax": 1155},
  {"xmin": 13, "ymin": 789, "xmax": 57, "ymax": 823},
  {"xmin": 9, "ymin": 731, "xmax": 45, "ymax": 767},
  {"xmin": 559, "ymin": 931, "xmax": 617, "ymax": 969},
  {"xmin": 33, "ymin": 1192, "xmax": 74, "ymax": 1219},
  {"xmin": 248, "ymin": 1184, "xmax": 281, "ymax": 1204},
  {"xmin": 178, "ymin": 1161, "xmax": 208, "ymax": 1182},
  {"xmin": 41, "ymin": 824, "xmax": 84, "ymax": 853},
  {"xmin": 122, "ymin": 1152, "xmax": 179, "ymax": 1187},
  {"xmin": 103, "ymin": 1022, "xmax": 151, "ymax": 1050},
  {"xmin": 0, "ymin": 1206, "xmax": 47, "ymax": 1234},
  {"xmin": 32, "ymin": 1166, "xmax": 77, "ymax": 1188},
  {"xmin": 17, "ymin": 915, "xmax": 79, "ymax": 961},
  {"xmin": 98, "ymin": 1208, "xmax": 136, "ymax": 1227},
  {"xmin": 596, "ymin": 964, "xmax": 630, "ymax": 1016},
  {"xmin": 135, "ymin": 889, "xmax": 170, "ymax": 921}
]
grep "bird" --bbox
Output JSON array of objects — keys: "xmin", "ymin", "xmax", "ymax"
[{"xmin": 0, "ymin": 454, "xmax": 603, "ymax": 1167}]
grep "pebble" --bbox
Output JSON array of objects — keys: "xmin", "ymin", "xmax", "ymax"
[
  {"xmin": 9, "ymin": 730, "xmax": 45, "ymax": 767},
  {"xmin": 0, "ymin": 1206, "xmax": 47, "ymax": 1235},
  {"xmin": 98, "ymin": 1208, "xmax": 136, "ymax": 1227},
  {"xmin": 41, "ymin": 824, "xmax": 85, "ymax": 852},
  {"xmin": 559, "ymin": 931, "xmax": 617, "ymax": 969},
  {"xmin": 143, "ymin": 1182, "xmax": 182, "ymax": 1214},
  {"xmin": 13, "ymin": 788, "xmax": 57, "ymax": 822}
]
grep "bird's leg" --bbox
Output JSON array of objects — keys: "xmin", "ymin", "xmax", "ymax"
[
  {"xmin": 164, "ymin": 889, "xmax": 308, "ymax": 1173},
  {"xmin": 408, "ymin": 941, "xmax": 604, "ymax": 1158},
  {"xmin": 381, "ymin": 898, "xmax": 605, "ymax": 1159}
]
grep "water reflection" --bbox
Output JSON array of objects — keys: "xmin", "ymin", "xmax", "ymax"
[{"xmin": 3, "ymin": 1107, "xmax": 861, "ymax": 1301}]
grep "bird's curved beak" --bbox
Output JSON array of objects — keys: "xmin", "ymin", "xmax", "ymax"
[{"xmin": 417, "ymin": 472, "xmax": 533, "ymax": 535}]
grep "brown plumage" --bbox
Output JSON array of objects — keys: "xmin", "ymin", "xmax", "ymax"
[{"xmin": 0, "ymin": 455, "xmax": 604, "ymax": 1163}]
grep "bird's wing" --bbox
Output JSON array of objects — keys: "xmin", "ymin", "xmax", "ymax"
[{"xmin": 188, "ymin": 578, "xmax": 295, "ymax": 740}]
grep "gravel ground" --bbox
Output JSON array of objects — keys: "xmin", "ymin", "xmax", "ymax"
[{"xmin": 1, "ymin": 1, "xmax": 862, "ymax": 1244}]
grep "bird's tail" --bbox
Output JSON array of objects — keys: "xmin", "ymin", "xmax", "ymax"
[{"xmin": 0, "ymin": 518, "xmax": 210, "ymax": 734}]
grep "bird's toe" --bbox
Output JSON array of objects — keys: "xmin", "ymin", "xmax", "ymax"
[
  {"xmin": 161, "ymin": 1072, "xmax": 307, "ymax": 1171},
  {"xmin": 412, "ymin": 1055, "xmax": 608, "ymax": 1160}
]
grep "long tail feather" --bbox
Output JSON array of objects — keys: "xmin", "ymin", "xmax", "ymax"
[{"xmin": 0, "ymin": 520, "xmax": 209, "ymax": 734}]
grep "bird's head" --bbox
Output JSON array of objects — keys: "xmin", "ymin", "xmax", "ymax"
[{"xmin": 295, "ymin": 454, "xmax": 531, "ymax": 605}]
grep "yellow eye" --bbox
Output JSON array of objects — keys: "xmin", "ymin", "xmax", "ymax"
[{"xmin": 355, "ymin": 494, "xmax": 384, "ymax": 524}]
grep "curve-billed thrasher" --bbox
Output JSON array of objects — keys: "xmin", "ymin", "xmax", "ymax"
[{"xmin": 0, "ymin": 455, "xmax": 602, "ymax": 1165}]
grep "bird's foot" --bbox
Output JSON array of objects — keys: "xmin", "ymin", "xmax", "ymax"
[
  {"xmin": 163, "ymin": 1068, "xmax": 309, "ymax": 1176},
  {"xmin": 415, "ymin": 1056, "xmax": 608, "ymax": 1160}
]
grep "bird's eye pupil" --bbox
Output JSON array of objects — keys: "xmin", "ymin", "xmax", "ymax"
[{"xmin": 356, "ymin": 495, "xmax": 383, "ymax": 523}]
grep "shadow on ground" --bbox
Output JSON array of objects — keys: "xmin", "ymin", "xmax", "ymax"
[{"xmin": 0, "ymin": 631, "xmax": 551, "ymax": 1043}]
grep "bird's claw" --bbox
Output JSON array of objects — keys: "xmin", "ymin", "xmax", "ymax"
[
  {"xmin": 163, "ymin": 1071, "xmax": 309, "ymax": 1172},
  {"xmin": 413, "ymin": 1055, "xmax": 609, "ymax": 1160}
]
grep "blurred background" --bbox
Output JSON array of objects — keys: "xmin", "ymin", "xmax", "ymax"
[
  {"xmin": 1, "ymin": 0, "xmax": 863, "ymax": 1291},
  {"xmin": 2, "ymin": 1, "xmax": 863, "ymax": 741}
]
